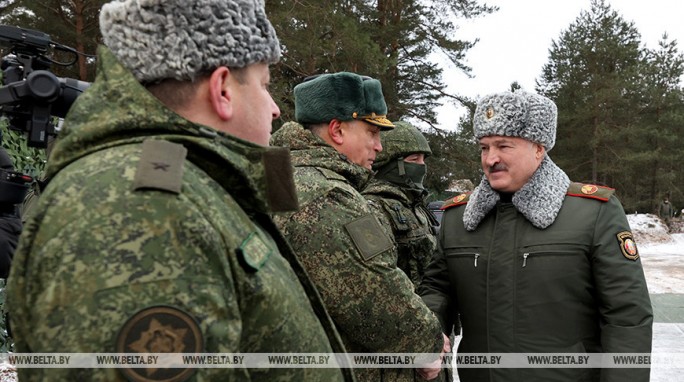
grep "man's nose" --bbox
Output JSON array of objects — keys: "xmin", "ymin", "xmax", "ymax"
[
  {"xmin": 483, "ymin": 149, "xmax": 499, "ymax": 167},
  {"xmin": 375, "ymin": 137, "xmax": 383, "ymax": 152}
]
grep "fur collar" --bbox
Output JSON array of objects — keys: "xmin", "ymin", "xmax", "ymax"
[{"xmin": 463, "ymin": 155, "xmax": 570, "ymax": 230}]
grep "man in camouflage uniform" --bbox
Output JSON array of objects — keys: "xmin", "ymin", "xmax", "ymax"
[
  {"xmin": 419, "ymin": 91, "xmax": 652, "ymax": 382},
  {"xmin": 363, "ymin": 121, "xmax": 438, "ymax": 288},
  {"xmin": 7, "ymin": 1, "xmax": 353, "ymax": 381},
  {"xmin": 271, "ymin": 73, "xmax": 447, "ymax": 381},
  {"xmin": 0, "ymin": 145, "xmax": 22, "ymax": 280},
  {"xmin": 658, "ymin": 196, "xmax": 674, "ymax": 231},
  {"xmin": 0, "ymin": 145, "xmax": 23, "ymax": 353}
]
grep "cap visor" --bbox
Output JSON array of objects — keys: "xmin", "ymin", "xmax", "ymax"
[{"xmin": 365, "ymin": 117, "xmax": 395, "ymax": 130}]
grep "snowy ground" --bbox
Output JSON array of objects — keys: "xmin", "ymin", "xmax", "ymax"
[
  {"xmin": 628, "ymin": 217, "xmax": 684, "ymax": 382},
  {"xmin": 640, "ymin": 236, "xmax": 684, "ymax": 294},
  {"xmin": 629, "ymin": 213, "xmax": 684, "ymax": 294}
]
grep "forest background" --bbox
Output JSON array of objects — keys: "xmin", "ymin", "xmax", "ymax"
[{"xmin": 0, "ymin": 0, "xmax": 683, "ymax": 214}]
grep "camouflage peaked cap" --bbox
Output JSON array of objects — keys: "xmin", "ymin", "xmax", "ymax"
[
  {"xmin": 294, "ymin": 72, "xmax": 395, "ymax": 130},
  {"xmin": 99, "ymin": 0, "xmax": 280, "ymax": 84},
  {"xmin": 473, "ymin": 90, "xmax": 557, "ymax": 150},
  {"xmin": 373, "ymin": 121, "xmax": 431, "ymax": 170}
]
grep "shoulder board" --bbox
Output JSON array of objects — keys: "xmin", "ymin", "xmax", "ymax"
[
  {"xmin": 441, "ymin": 192, "xmax": 471, "ymax": 210},
  {"xmin": 316, "ymin": 167, "xmax": 347, "ymax": 182},
  {"xmin": 133, "ymin": 139, "xmax": 187, "ymax": 194},
  {"xmin": 566, "ymin": 182, "xmax": 615, "ymax": 202}
]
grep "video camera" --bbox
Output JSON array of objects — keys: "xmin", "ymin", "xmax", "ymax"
[
  {"xmin": 0, "ymin": 24, "xmax": 90, "ymax": 148},
  {"xmin": 0, "ymin": 25, "xmax": 91, "ymax": 205}
]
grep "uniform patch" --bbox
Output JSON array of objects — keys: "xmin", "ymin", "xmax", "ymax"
[
  {"xmin": 237, "ymin": 232, "xmax": 273, "ymax": 272},
  {"xmin": 345, "ymin": 214, "xmax": 394, "ymax": 261},
  {"xmin": 117, "ymin": 306, "xmax": 203, "ymax": 382},
  {"xmin": 616, "ymin": 231, "xmax": 639, "ymax": 261},
  {"xmin": 581, "ymin": 184, "xmax": 599, "ymax": 195}
]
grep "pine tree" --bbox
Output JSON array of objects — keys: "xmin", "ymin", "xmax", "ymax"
[
  {"xmin": 633, "ymin": 35, "xmax": 684, "ymax": 212},
  {"xmin": 1, "ymin": 0, "xmax": 105, "ymax": 81},
  {"xmin": 424, "ymin": 97, "xmax": 481, "ymax": 200},
  {"xmin": 266, "ymin": 0, "xmax": 389, "ymax": 124},
  {"xmin": 537, "ymin": 0, "xmax": 644, "ymax": 196},
  {"xmin": 373, "ymin": 0, "xmax": 495, "ymax": 126},
  {"xmin": 266, "ymin": 0, "xmax": 495, "ymax": 128}
]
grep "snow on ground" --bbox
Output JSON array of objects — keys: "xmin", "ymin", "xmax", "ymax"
[
  {"xmin": 627, "ymin": 213, "xmax": 673, "ymax": 244},
  {"xmin": 627, "ymin": 214, "xmax": 684, "ymax": 294}
]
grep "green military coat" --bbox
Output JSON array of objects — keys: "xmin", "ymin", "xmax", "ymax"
[
  {"xmin": 8, "ymin": 47, "xmax": 352, "ymax": 382},
  {"xmin": 420, "ymin": 178, "xmax": 653, "ymax": 382}
]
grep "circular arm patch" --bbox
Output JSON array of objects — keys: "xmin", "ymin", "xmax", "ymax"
[
  {"xmin": 116, "ymin": 306, "xmax": 203, "ymax": 382},
  {"xmin": 616, "ymin": 231, "xmax": 639, "ymax": 261}
]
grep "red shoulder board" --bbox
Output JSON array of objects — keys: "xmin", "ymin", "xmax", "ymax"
[
  {"xmin": 566, "ymin": 182, "xmax": 615, "ymax": 202},
  {"xmin": 441, "ymin": 193, "xmax": 471, "ymax": 210}
]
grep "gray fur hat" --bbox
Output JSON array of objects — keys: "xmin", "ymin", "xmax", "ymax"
[
  {"xmin": 473, "ymin": 91, "xmax": 557, "ymax": 150},
  {"xmin": 99, "ymin": 0, "xmax": 281, "ymax": 84}
]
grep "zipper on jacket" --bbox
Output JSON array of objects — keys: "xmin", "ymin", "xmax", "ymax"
[
  {"xmin": 446, "ymin": 252, "xmax": 480, "ymax": 267},
  {"xmin": 521, "ymin": 250, "xmax": 579, "ymax": 268}
]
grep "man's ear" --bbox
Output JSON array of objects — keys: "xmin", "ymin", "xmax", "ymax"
[
  {"xmin": 328, "ymin": 119, "xmax": 344, "ymax": 145},
  {"xmin": 535, "ymin": 143, "xmax": 546, "ymax": 160},
  {"xmin": 209, "ymin": 67, "xmax": 232, "ymax": 121}
]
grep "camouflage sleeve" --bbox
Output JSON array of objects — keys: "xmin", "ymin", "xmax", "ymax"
[
  {"xmin": 592, "ymin": 195, "xmax": 653, "ymax": 382},
  {"xmin": 8, "ymin": 158, "xmax": 249, "ymax": 380},
  {"xmin": 276, "ymin": 186, "xmax": 443, "ymax": 354},
  {"xmin": 364, "ymin": 197, "xmax": 398, "ymax": 244},
  {"xmin": 366, "ymin": 196, "xmax": 424, "ymax": 287}
]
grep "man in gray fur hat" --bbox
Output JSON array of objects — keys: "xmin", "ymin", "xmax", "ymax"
[
  {"xmin": 419, "ymin": 90, "xmax": 652, "ymax": 382},
  {"xmin": 7, "ymin": 1, "xmax": 353, "ymax": 381}
]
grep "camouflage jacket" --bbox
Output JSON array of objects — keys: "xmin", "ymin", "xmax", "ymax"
[
  {"xmin": 271, "ymin": 122, "xmax": 443, "ymax": 381},
  {"xmin": 7, "ymin": 46, "xmax": 353, "ymax": 382},
  {"xmin": 363, "ymin": 180, "xmax": 438, "ymax": 288}
]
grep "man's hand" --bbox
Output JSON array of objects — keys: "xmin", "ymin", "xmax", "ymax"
[{"xmin": 417, "ymin": 333, "xmax": 451, "ymax": 380}]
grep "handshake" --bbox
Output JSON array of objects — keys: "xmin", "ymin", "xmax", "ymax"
[{"xmin": 417, "ymin": 333, "xmax": 451, "ymax": 380}]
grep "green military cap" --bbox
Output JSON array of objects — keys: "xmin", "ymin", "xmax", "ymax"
[
  {"xmin": 294, "ymin": 72, "xmax": 395, "ymax": 130},
  {"xmin": 373, "ymin": 121, "xmax": 431, "ymax": 170}
]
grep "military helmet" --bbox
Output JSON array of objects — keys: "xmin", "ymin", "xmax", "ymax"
[{"xmin": 373, "ymin": 121, "xmax": 431, "ymax": 170}]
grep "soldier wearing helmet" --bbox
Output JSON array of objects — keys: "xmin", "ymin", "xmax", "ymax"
[{"xmin": 363, "ymin": 121, "xmax": 438, "ymax": 287}]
